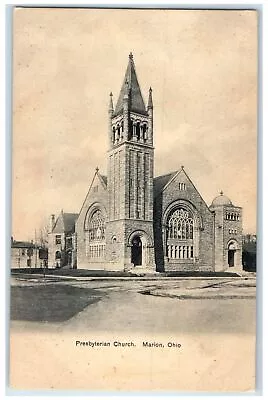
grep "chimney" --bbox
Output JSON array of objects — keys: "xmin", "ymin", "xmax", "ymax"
[{"xmin": 50, "ymin": 214, "xmax": 55, "ymax": 233}]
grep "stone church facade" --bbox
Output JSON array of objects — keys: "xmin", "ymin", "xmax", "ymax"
[{"xmin": 48, "ymin": 54, "xmax": 243, "ymax": 272}]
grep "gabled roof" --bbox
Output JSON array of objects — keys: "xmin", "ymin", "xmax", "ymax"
[
  {"xmin": 114, "ymin": 53, "xmax": 148, "ymax": 116},
  {"xmin": 100, "ymin": 175, "xmax": 107, "ymax": 186},
  {"xmin": 62, "ymin": 213, "xmax": 79, "ymax": 233},
  {"xmin": 77, "ymin": 168, "xmax": 107, "ymax": 218},
  {"xmin": 100, "ymin": 171, "xmax": 181, "ymax": 199},
  {"xmin": 153, "ymin": 172, "xmax": 178, "ymax": 198},
  {"xmin": 92, "ymin": 169, "xmax": 210, "ymax": 208},
  {"xmin": 53, "ymin": 212, "xmax": 78, "ymax": 234}
]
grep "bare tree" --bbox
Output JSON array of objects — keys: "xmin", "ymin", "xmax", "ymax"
[{"xmin": 37, "ymin": 216, "xmax": 50, "ymax": 248}]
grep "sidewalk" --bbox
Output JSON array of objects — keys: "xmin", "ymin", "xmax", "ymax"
[
  {"xmin": 11, "ymin": 271, "xmax": 256, "ymax": 283},
  {"xmin": 140, "ymin": 278, "xmax": 256, "ymax": 299}
]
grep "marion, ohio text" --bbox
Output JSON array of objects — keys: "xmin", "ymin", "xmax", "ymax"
[{"xmin": 75, "ymin": 340, "xmax": 182, "ymax": 349}]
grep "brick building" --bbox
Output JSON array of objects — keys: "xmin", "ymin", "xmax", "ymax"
[
  {"xmin": 48, "ymin": 211, "xmax": 78, "ymax": 268},
  {"xmin": 11, "ymin": 237, "xmax": 47, "ymax": 269},
  {"xmin": 48, "ymin": 54, "xmax": 243, "ymax": 272}
]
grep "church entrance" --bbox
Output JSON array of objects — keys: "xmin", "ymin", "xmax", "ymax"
[
  {"xmin": 67, "ymin": 250, "xmax": 72, "ymax": 267},
  {"xmin": 131, "ymin": 236, "xmax": 142, "ymax": 266},
  {"xmin": 227, "ymin": 241, "xmax": 237, "ymax": 267},
  {"xmin": 228, "ymin": 249, "xmax": 235, "ymax": 267}
]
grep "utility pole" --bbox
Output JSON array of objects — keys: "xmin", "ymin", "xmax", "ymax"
[{"xmin": 34, "ymin": 229, "xmax": 37, "ymax": 268}]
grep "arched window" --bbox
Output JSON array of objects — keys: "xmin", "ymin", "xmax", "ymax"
[
  {"xmin": 166, "ymin": 208, "xmax": 194, "ymax": 260},
  {"xmin": 55, "ymin": 251, "xmax": 61, "ymax": 260},
  {"xmin": 168, "ymin": 208, "xmax": 193, "ymax": 240},
  {"xmin": 89, "ymin": 210, "xmax": 105, "ymax": 241},
  {"xmin": 87, "ymin": 209, "xmax": 106, "ymax": 260}
]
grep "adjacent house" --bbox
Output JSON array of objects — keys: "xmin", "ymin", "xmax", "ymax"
[{"xmin": 11, "ymin": 237, "xmax": 47, "ymax": 269}]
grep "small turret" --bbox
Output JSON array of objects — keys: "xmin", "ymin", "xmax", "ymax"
[
  {"xmin": 108, "ymin": 92, "xmax": 114, "ymax": 148},
  {"xmin": 109, "ymin": 92, "xmax": 114, "ymax": 113},
  {"xmin": 147, "ymin": 86, "xmax": 153, "ymax": 110},
  {"xmin": 147, "ymin": 87, "xmax": 153, "ymax": 144},
  {"xmin": 123, "ymin": 80, "xmax": 129, "ymax": 141}
]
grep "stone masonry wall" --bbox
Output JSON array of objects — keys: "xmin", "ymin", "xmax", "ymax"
[
  {"xmin": 154, "ymin": 169, "xmax": 214, "ymax": 272},
  {"xmin": 76, "ymin": 173, "xmax": 108, "ymax": 269}
]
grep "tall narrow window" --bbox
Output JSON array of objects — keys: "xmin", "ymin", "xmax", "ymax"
[
  {"xmin": 87, "ymin": 209, "xmax": 106, "ymax": 260},
  {"xmin": 136, "ymin": 122, "xmax": 140, "ymax": 140},
  {"xmin": 129, "ymin": 120, "xmax": 133, "ymax": 140},
  {"xmin": 143, "ymin": 124, "xmax": 147, "ymax": 140}
]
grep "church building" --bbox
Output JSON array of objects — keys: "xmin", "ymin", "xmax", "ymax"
[{"xmin": 48, "ymin": 53, "xmax": 243, "ymax": 272}]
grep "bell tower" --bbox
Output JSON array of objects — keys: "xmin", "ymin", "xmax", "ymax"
[{"xmin": 106, "ymin": 53, "xmax": 155, "ymax": 270}]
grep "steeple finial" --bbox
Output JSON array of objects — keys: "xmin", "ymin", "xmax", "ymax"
[
  {"xmin": 129, "ymin": 52, "xmax": 133, "ymax": 60},
  {"xmin": 220, "ymin": 190, "xmax": 223, "ymax": 196},
  {"xmin": 147, "ymin": 87, "xmax": 153, "ymax": 110},
  {"xmin": 109, "ymin": 92, "xmax": 114, "ymax": 112},
  {"xmin": 96, "ymin": 166, "xmax": 99, "ymax": 173}
]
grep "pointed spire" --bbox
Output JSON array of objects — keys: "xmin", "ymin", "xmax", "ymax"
[
  {"xmin": 96, "ymin": 166, "xmax": 99, "ymax": 173},
  {"xmin": 109, "ymin": 92, "xmax": 114, "ymax": 113},
  {"xmin": 147, "ymin": 87, "xmax": 153, "ymax": 110},
  {"xmin": 114, "ymin": 53, "xmax": 147, "ymax": 116},
  {"xmin": 220, "ymin": 190, "xmax": 223, "ymax": 196}
]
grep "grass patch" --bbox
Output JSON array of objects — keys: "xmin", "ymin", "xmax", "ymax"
[
  {"xmin": 10, "ymin": 284, "xmax": 105, "ymax": 322},
  {"xmin": 11, "ymin": 268, "xmax": 137, "ymax": 277},
  {"xmin": 162, "ymin": 271, "xmax": 239, "ymax": 277},
  {"xmin": 11, "ymin": 268, "xmax": 243, "ymax": 278}
]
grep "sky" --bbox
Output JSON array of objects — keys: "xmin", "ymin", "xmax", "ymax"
[{"xmin": 12, "ymin": 8, "xmax": 257, "ymax": 240}]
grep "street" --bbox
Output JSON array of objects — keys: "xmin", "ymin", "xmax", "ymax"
[
  {"xmin": 9, "ymin": 274, "xmax": 257, "ymax": 391},
  {"xmin": 10, "ymin": 275, "xmax": 256, "ymax": 334}
]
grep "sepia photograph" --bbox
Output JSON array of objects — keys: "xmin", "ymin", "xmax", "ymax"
[{"xmin": 9, "ymin": 7, "xmax": 257, "ymax": 392}]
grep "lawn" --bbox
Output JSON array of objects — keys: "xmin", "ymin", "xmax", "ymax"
[
  {"xmin": 10, "ymin": 283, "xmax": 105, "ymax": 322},
  {"xmin": 11, "ymin": 268, "xmax": 240, "ymax": 277}
]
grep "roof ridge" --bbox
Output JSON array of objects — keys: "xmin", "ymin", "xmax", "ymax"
[
  {"xmin": 154, "ymin": 171, "xmax": 178, "ymax": 180},
  {"xmin": 62, "ymin": 212, "xmax": 79, "ymax": 216},
  {"xmin": 153, "ymin": 170, "xmax": 178, "ymax": 198}
]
